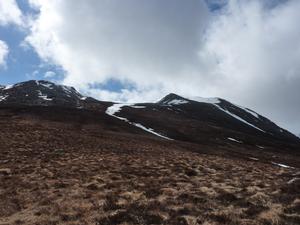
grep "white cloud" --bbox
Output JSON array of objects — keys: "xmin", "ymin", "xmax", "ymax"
[
  {"xmin": 0, "ymin": 0, "xmax": 23, "ymax": 26},
  {"xmin": 44, "ymin": 70, "xmax": 56, "ymax": 78},
  {"xmin": 25, "ymin": 0, "xmax": 211, "ymax": 98},
  {"xmin": 25, "ymin": 69, "xmax": 39, "ymax": 79},
  {"xmin": 25, "ymin": 0, "xmax": 300, "ymax": 133},
  {"xmin": 0, "ymin": 40, "xmax": 9, "ymax": 67},
  {"xmin": 200, "ymin": 0, "xmax": 300, "ymax": 133}
]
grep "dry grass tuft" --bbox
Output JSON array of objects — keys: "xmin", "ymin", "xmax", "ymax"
[{"xmin": 258, "ymin": 204, "xmax": 283, "ymax": 225}]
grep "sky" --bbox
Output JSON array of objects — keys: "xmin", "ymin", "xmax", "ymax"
[{"xmin": 0, "ymin": 0, "xmax": 299, "ymax": 135}]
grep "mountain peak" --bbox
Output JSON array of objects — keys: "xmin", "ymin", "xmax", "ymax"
[
  {"xmin": 158, "ymin": 93, "xmax": 188, "ymax": 105},
  {"xmin": 158, "ymin": 93, "xmax": 221, "ymax": 106},
  {"xmin": 0, "ymin": 80, "xmax": 89, "ymax": 107}
]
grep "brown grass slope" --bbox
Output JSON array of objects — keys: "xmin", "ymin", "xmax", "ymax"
[{"xmin": 0, "ymin": 106, "xmax": 299, "ymax": 225}]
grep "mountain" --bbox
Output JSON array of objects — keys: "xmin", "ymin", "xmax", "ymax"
[
  {"xmin": 0, "ymin": 80, "xmax": 299, "ymax": 150},
  {"xmin": 1, "ymin": 80, "xmax": 300, "ymax": 225},
  {"xmin": 106, "ymin": 93, "xmax": 300, "ymax": 149},
  {"xmin": 0, "ymin": 80, "xmax": 99, "ymax": 108},
  {"xmin": 160, "ymin": 93, "xmax": 298, "ymax": 142}
]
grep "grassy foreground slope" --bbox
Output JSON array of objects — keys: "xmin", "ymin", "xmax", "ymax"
[{"xmin": 0, "ymin": 107, "xmax": 299, "ymax": 225}]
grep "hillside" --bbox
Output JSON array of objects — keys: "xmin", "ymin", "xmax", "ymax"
[{"xmin": 0, "ymin": 80, "xmax": 299, "ymax": 225}]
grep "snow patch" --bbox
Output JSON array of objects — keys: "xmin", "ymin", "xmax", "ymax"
[
  {"xmin": 3, "ymin": 84, "xmax": 13, "ymax": 90},
  {"xmin": 37, "ymin": 90, "xmax": 52, "ymax": 101},
  {"xmin": 214, "ymin": 104, "xmax": 266, "ymax": 133},
  {"xmin": 256, "ymin": 145, "xmax": 265, "ymax": 149},
  {"xmin": 106, "ymin": 103, "xmax": 173, "ymax": 140},
  {"xmin": 39, "ymin": 95, "xmax": 52, "ymax": 101},
  {"xmin": 40, "ymin": 82, "xmax": 53, "ymax": 89},
  {"xmin": 132, "ymin": 123, "xmax": 173, "ymax": 140},
  {"xmin": 249, "ymin": 157, "xmax": 259, "ymax": 161},
  {"xmin": 184, "ymin": 95, "xmax": 266, "ymax": 133},
  {"xmin": 234, "ymin": 104, "xmax": 260, "ymax": 119},
  {"xmin": 184, "ymin": 96, "xmax": 265, "ymax": 132},
  {"xmin": 187, "ymin": 96, "xmax": 220, "ymax": 104},
  {"xmin": 62, "ymin": 85, "xmax": 73, "ymax": 94},
  {"xmin": 106, "ymin": 103, "xmax": 130, "ymax": 116},
  {"xmin": 164, "ymin": 99, "xmax": 189, "ymax": 105},
  {"xmin": 0, "ymin": 95, "xmax": 8, "ymax": 101},
  {"xmin": 227, "ymin": 137, "xmax": 243, "ymax": 143},
  {"xmin": 61, "ymin": 85, "xmax": 82, "ymax": 97},
  {"xmin": 130, "ymin": 105, "xmax": 146, "ymax": 109},
  {"xmin": 242, "ymin": 108, "xmax": 259, "ymax": 119},
  {"xmin": 271, "ymin": 162, "xmax": 294, "ymax": 169}
]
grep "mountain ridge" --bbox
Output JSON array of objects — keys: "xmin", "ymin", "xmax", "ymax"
[{"xmin": 0, "ymin": 80, "xmax": 299, "ymax": 147}]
